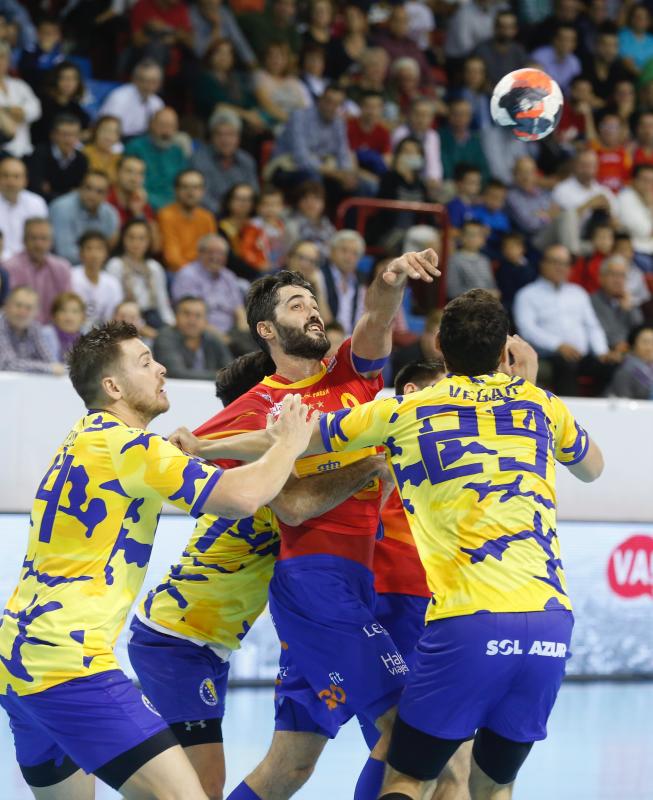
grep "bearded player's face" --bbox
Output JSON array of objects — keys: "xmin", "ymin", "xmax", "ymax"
[{"xmin": 272, "ymin": 285, "xmax": 329, "ymax": 360}]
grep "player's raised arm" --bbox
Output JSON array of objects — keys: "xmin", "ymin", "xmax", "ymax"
[
  {"xmin": 199, "ymin": 396, "xmax": 317, "ymax": 517},
  {"xmin": 350, "ymin": 249, "xmax": 440, "ymax": 378}
]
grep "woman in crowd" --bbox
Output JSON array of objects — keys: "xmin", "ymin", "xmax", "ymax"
[
  {"xmin": 302, "ymin": 0, "xmax": 333, "ymax": 50},
  {"xmin": 106, "ymin": 220, "xmax": 174, "ymax": 340},
  {"xmin": 83, "ymin": 115, "xmax": 123, "ymax": 184},
  {"xmin": 43, "ymin": 292, "xmax": 86, "ymax": 361},
  {"xmin": 217, "ymin": 182, "xmax": 257, "ymax": 258},
  {"xmin": 326, "ymin": 3, "xmax": 370, "ymax": 81},
  {"xmin": 31, "ymin": 60, "xmax": 90, "ymax": 146},
  {"xmin": 370, "ymin": 136, "xmax": 429, "ymax": 250},
  {"xmin": 194, "ymin": 39, "xmax": 267, "ymax": 135},
  {"xmin": 254, "ymin": 42, "xmax": 309, "ymax": 129},
  {"xmin": 607, "ymin": 324, "xmax": 653, "ymax": 399}
]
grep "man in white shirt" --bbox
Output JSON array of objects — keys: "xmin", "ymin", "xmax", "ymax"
[
  {"xmin": 0, "ymin": 156, "xmax": 48, "ymax": 259},
  {"xmin": 319, "ymin": 229, "xmax": 366, "ymax": 335},
  {"xmin": 514, "ymin": 244, "xmax": 614, "ymax": 395},
  {"xmin": 551, "ymin": 148, "xmax": 617, "ymax": 253},
  {"xmin": 0, "ymin": 40, "xmax": 41, "ymax": 157},
  {"xmin": 98, "ymin": 59, "xmax": 164, "ymax": 139},
  {"xmin": 616, "ymin": 163, "xmax": 653, "ymax": 271}
]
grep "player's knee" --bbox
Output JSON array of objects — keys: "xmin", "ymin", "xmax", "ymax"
[{"xmin": 282, "ymin": 761, "xmax": 317, "ymax": 793}]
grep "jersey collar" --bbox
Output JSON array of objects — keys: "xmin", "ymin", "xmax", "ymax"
[{"xmin": 261, "ymin": 362, "xmax": 327, "ymax": 389}]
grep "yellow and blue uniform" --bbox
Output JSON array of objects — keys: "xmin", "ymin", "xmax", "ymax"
[
  {"xmin": 128, "ymin": 508, "xmax": 280, "ymax": 731},
  {"xmin": 320, "ymin": 373, "xmax": 587, "ymax": 743},
  {"xmin": 0, "ymin": 410, "xmax": 222, "ymax": 780}
]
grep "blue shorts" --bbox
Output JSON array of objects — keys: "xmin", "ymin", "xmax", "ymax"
[
  {"xmin": 128, "ymin": 617, "xmax": 230, "ymax": 724},
  {"xmin": 358, "ymin": 592, "xmax": 429, "ymax": 749},
  {"xmin": 399, "ymin": 610, "xmax": 574, "ymax": 742},
  {"xmin": 375, "ymin": 593, "xmax": 429, "ymax": 671},
  {"xmin": 0, "ymin": 669, "xmax": 170, "ymax": 778},
  {"xmin": 270, "ymin": 554, "xmax": 408, "ymax": 739}
]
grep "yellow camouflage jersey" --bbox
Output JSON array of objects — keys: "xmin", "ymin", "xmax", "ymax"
[
  {"xmin": 136, "ymin": 507, "xmax": 280, "ymax": 655},
  {"xmin": 0, "ymin": 411, "xmax": 222, "ymax": 696},
  {"xmin": 320, "ymin": 373, "xmax": 589, "ymax": 622}
]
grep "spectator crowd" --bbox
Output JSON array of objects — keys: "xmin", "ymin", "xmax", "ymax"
[{"xmin": 1, "ymin": 0, "xmax": 653, "ymax": 399}]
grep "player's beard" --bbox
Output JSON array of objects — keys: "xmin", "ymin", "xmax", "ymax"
[
  {"xmin": 122, "ymin": 378, "xmax": 170, "ymax": 424},
  {"xmin": 274, "ymin": 319, "xmax": 330, "ymax": 360}
]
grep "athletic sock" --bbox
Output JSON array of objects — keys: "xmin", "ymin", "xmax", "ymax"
[
  {"xmin": 225, "ymin": 781, "xmax": 263, "ymax": 800},
  {"xmin": 379, "ymin": 792, "xmax": 410, "ymax": 800},
  {"xmin": 354, "ymin": 756, "xmax": 385, "ymax": 800},
  {"xmin": 378, "ymin": 794, "xmax": 413, "ymax": 800}
]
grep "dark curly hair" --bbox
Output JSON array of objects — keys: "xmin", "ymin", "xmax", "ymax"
[
  {"xmin": 439, "ymin": 290, "xmax": 509, "ymax": 376},
  {"xmin": 67, "ymin": 321, "xmax": 138, "ymax": 407},
  {"xmin": 245, "ymin": 270, "xmax": 314, "ymax": 354}
]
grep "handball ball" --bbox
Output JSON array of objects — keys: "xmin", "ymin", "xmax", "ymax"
[{"xmin": 490, "ymin": 68, "xmax": 563, "ymax": 142}]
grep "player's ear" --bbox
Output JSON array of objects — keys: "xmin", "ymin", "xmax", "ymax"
[
  {"xmin": 100, "ymin": 374, "xmax": 122, "ymax": 402},
  {"xmin": 403, "ymin": 381, "xmax": 418, "ymax": 395},
  {"xmin": 257, "ymin": 320, "xmax": 275, "ymax": 344}
]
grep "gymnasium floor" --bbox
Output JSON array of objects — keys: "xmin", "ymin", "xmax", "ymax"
[
  {"xmin": 0, "ymin": 515, "xmax": 650, "ymax": 800},
  {"xmin": 0, "ymin": 682, "xmax": 651, "ymax": 799}
]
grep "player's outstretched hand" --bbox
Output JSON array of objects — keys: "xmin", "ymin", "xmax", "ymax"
[
  {"xmin": 168, "ymin": 426, "xmax": 202, "ymax": 456},
  {"xmin": 504, "ymin": 335, "xmax": 539, "ymax": 384},
  {"xmin": 268, "ymin": 394, "xmax": 318, "ymax": 457},
  {"xmin": 383, "ymin": 249, "xmax": 440, "ymax": 287}
]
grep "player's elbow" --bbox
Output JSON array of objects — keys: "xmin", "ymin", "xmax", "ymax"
[
  {"xmin": 273, "ymin": 505, "xmax": 306, "ymax": 527},
  {"xmin": 569, "ymin": 440, "xmax": 604, "ymax": 483}
]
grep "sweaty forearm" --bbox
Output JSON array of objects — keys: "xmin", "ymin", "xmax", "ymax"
[
  {"xmin": 198, "ymin": 428, "xmax": 273, "ymax": 462},
  {"xmin": 202, "ymin": 440, "xmax": 303, "ymax": 518},
  {"xmin": 270, "ymin": 457, "xmax": 381, "ymax": 526}
]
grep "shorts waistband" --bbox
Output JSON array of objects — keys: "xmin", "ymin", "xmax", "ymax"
[{"xmin": 274, "ymin": 553, "xmax": 374, "ymax": 579}]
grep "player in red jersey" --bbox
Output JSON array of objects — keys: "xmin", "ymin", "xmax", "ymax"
[{"xmin": 173, "ymin": 252, "xmax": 440, "ymax": 800}]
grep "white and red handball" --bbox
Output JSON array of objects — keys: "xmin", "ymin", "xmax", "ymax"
[{"xmin": 490, "ymin": 68, "xmax": 563, "ymax": 142}]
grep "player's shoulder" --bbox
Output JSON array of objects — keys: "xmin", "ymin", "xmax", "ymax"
[{"xmin": 194, "ymin": 385, "xmax": 271, "ymax": 437}]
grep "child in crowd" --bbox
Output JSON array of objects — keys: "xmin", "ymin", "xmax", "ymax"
[
  {"xmin": 71, "ymin": 231, "xmax": 123, "ymax": 329},
  {"xmin": 446, "ymin": 163, "xmax": 482, "ymax": 233},
  {"xmin": 240, "ymin": 185, "xmax": 289, "ymax": 272},
  {"xmin": 43, "ymin": 291, "xmax": 86, "ymax": 361},
  {"xmin": 570, "ymin": 222, "xmax": 614, "ymax": 293},
  {"xmin": 285, "ymin": 181, "xmax": 336, "ymax": 258},
  {"xmin": 446, "ymin": 220, "xmax": 498, "ymax": 299},
  {"xmin": 471, "ymin": 179, "xmax": 511, "ymax": 261},
  {"xmin": 347, "ymin": 90, "xmax": 392, "ymax": 179},
  {"xmin": 590, "ymin": 112, "xmax": 633, "ymax": 194},
  {"xmin": 218, "ymin": 182, "xmax": 257, "ymax": 258},
  {"xmin": 495, "ymin": 232, "xmax": 537, "ymax": 320},
  {"xmin": 17, "ymin": 16, "xmax": 64, "ymax": 92},
  {"xmin": 300, "ymin": 45, "xmax": 328, "ymax": 104}
]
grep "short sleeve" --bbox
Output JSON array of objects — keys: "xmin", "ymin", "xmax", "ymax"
[
  {"xmin": 319, "ymin": 396, "xmax": 400, "ymax": 454},
  {"xmin": 112, "ymin": 429, "xmax": 223, "ymax": 517},
  {"xmin": 549, "ymin": 394, "xmax": 590, "ymax": 466}
]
